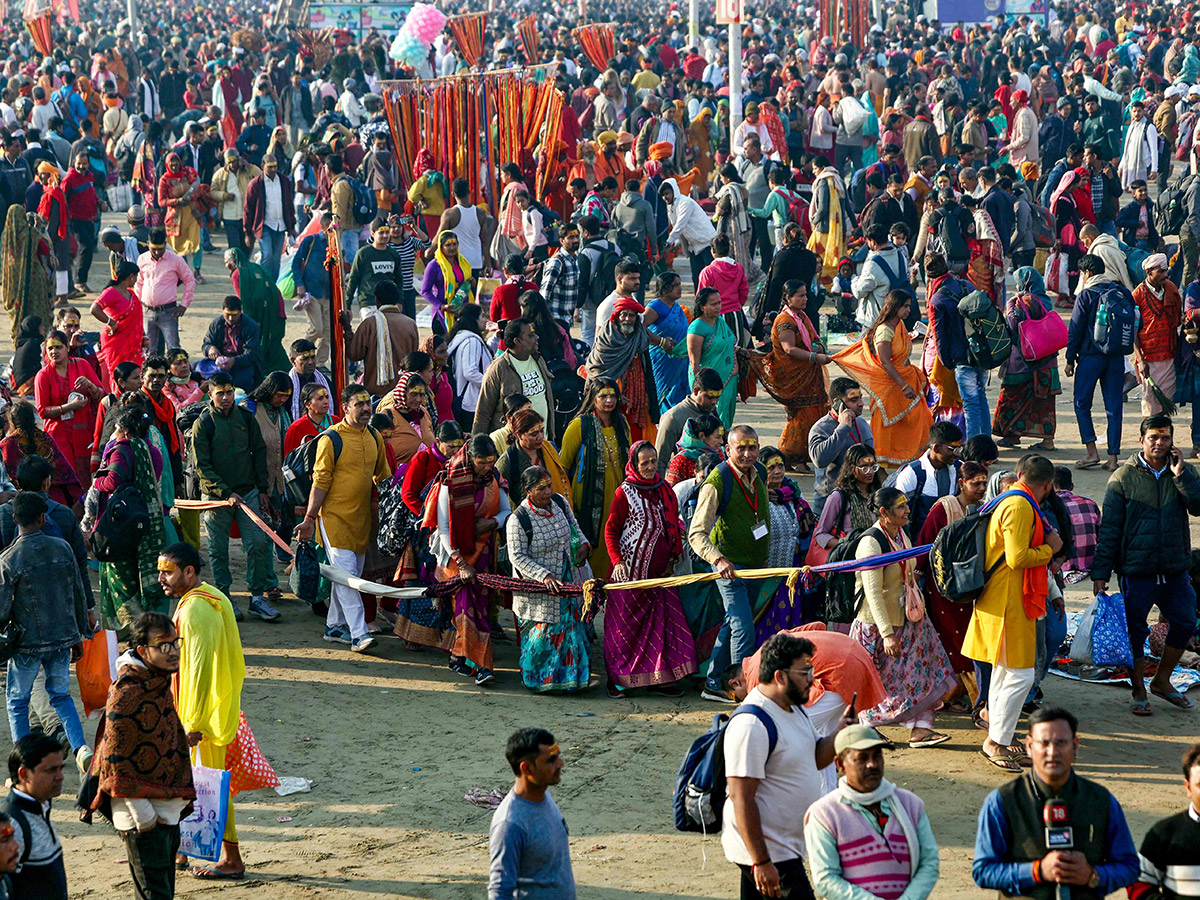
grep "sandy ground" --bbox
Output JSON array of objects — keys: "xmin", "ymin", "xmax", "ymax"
[{"xmin": 3, "ymin": 220, "xmax": 1199, "ymax": 899}]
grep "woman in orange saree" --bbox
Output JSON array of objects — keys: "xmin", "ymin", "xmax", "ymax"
[
  {"xmin": 748, "ymin": 279, "xmax": 831, "ymax": 471},
  {"xmin": 832, "ymin": 290, "xmax": 932, "ymax": 466}
]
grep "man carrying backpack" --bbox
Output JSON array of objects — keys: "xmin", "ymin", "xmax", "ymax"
[
  {"xmin": 926, "ymin": 252, "xmax": 990, "ymax": 438},
  {"xmin": 925, "ymin": 189, "xmax": 974, "ymax": 276},
  {"xmin": 191, "ymin": 372, "xmax": 280, "ymax": 623},
  {"xmin": 1066, "ymin": 254, "xmax": 1139, "ymax": 471},
  {"xmin": 722, "ymin": 633, "xmax": 853, "ymax": 900},
  {"xmin": 576, "ymin": 215, "xmax": 620, "ymax": 346},
  {"xmin": 893, "ymin": 421, "xmax": 963, "ymax": 538},
  {"xmin": 850, "ymin": 224, "xmax": 907, "ymax": 329}
]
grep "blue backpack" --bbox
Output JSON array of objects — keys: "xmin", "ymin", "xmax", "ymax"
[
  {"xmin": 674, "ymin": 704, "xmax": 778, "ymax": 832},
  {"xmin": 346, "ymin": 176, "xmax": 378, "ymax": 226}
]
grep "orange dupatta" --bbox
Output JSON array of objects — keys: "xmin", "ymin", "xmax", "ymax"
[{"xmin": 1012, "ymin": 480, "xmax": 1048, "ymax": 620}]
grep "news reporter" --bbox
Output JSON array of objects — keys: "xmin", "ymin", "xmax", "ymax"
[{"xmin": 972, "ymin": 706, "xmax": 1139, "ymax": 899}]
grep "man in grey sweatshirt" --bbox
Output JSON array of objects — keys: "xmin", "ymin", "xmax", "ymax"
[
  {"xmin": 612, "ymin": 178, "xmax": 659, "ymax": 259},
  {"xmin": 808, "ymin": 376, "xmax": 874, "ymax": 517}
]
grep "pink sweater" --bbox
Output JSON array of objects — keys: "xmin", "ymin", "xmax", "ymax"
[{"xmin": 697, "ymin": 257, "xmax": 749, "ymax": 315}]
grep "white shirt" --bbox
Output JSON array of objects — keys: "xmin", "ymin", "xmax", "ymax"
[
  {"xmin": 721, "ymin": 687, "xmax": 822, "ymax": 866},
  {"xmin": 894, "ymin": 451, "xmax": 957, "ymax": 502},
  {"xmin": 665, "ymin": 193, "xmax": 718, "ymax": 252},
  {"xmin": 733, "ymin": 120, "xmax": 776, "ymax": 159},
  {"xmin": 263, "ymin": 174, "xmax": 285, "ymax": 232}
]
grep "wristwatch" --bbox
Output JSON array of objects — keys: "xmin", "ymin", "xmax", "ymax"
[{"xmin": 1087, "ymin": 867, "xmax": 1100, "ymax": 890}]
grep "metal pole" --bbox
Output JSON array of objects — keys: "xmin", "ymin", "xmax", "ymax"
[
  {"xmin": 126, "ymin": 0, "xmax": 137, "ymax": 38},
  {"xmin": 689, "ymin": 0, "xmax": 699, "ymax": 50},
  {"xmin": 728, "ymin": 18, "xmax": 742, "ymax": 135}
]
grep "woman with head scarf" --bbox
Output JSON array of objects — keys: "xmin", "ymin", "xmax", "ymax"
[
  {"xmin": 407, "ymin": 148, "xmax": 449, "ymax": 240},
  {"xmin": 559, "ymin": 377, "xmax": 630, "ymax": 579},
  {"xmin": 602, "ymin": 440, "xmax": 697, "ymax": 697},
  {"xmin": 9, "ymin": 316, "xmax": 45, "ymax": 396},
  {"xmin": 223, "ymin": 247, "xmax": 290, "ymax": 375},
  {"xmin": 90, "ymin": 260, "xmax": 145, "ymax": 393},
  {"xmin": 1048, "ymin": 166, "xmax": 1095, "ymax": 286},
  {"xmin": 712, "ymin": 164, "xmax": 758, "ymax": 279},
  {"xmin": 157, "ymin": 151, "xmax": 203, "ymax": 279},
  {"xmin": 752, "ymin": 446, "xmax": 818, "ymax": 639},
  {"xmin": 377, "ymin": 370, "xmax": 434, "ymax": 469},
  {"xmin": 505, "ymin": 465, "xmax": 593, "ymax": 693},
  {"xmin": 432, "ymin": 434, "xmax": 511, "ymax": 686},
  {"xmin": 2, "ymin": 207, "xmax": 54, "ymax": 346},
  {"xmin": 687, "ymin": 107, "xmax": 715, "ymax": 193},
  {"xmin": 35, "ymin": 161, "xmax": 71, "ymax": 301},
  {"xmin": 993, "ymin": 266, "xmax": 1062, "ymax": 450},
  {"xmin": 1, "ymin": 399, "xmax": 81, "ymax": 507},
  {"xmin": 421, "ymin": 231, "xmax": 473, "ymax": 333},
  {"xmin": 665, "ymin": 413, "xmax": 723, "ymax": 487},
  {"xmin": 34, "ymin": 328, "xmax": 103, "ymax": 487}
]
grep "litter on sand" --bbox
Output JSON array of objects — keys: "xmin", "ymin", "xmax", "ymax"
[
  {"xmin": 463, "ymin": 787, "xmax": 507, "ymax": 810},
  {"xmin": 274, "ymin": 776, "xmax": 314, "ymax": 796}
]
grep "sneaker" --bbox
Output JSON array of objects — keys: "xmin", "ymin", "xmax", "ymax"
[
  {"xmin": 323, "ymin": 625, "xmax": 351, "ymax": 645},
  {"xmin": 248, "ymin": 596, "xmax": 281, "ymax": 621},
  {"xmin": 194, "ymin": 270, "xmax": 206, "ymax": 284},
  {"xmin": 74, "ymin": 283, "xmax": 92, "ymax": 295},
  {"xmin": 701, "ymin": 686, "xmax": 738, "ymax": 704},
  {"xmin": 231, "ymin": 604, "xmax": 245, "ymax": 622},
  {"xmin": 351, "ymin": 635, "xmax": 377, "ymax": 653},
  {"xmin": 75, "ymin": 745, "xmax": 93, "ymax": 778},
  {"xmin": 474, "ymin": 668, "xmax": 495, "ymax": 686},
  {"xmin": 448, "ymin": 657, "xmax": 472, "ymax": 677}
]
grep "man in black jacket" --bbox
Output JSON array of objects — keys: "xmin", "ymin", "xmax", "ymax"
[
  {"xmin": 1038, "ymin": 97, "xmax": 1076, "ymax": 171},
  {"xmin": 1115, "ymin": 180, "xmax": 1160, "ymax": 251},
  {"xmin": 201, "ymin": 296, "xmax": 262, "ymax": 391},
  {"xmin": 3, "ymin": 733, "xmax": 71, "ymax": 900},
  {"xmin": 1090, "ymin": 414, "xmax": 1200, "ymax": 714}
]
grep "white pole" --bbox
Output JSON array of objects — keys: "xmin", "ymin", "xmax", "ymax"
[
  {"xmin": 728, "ymin": 19, "xmax": 742, "ymax": 135},
  {"xmin": 689, "ymin": 0, "xmax": 699, "ymax": 50},
  {"xmin": 127, "ymin": 0, "xmax": 138, "ymax": 36}
]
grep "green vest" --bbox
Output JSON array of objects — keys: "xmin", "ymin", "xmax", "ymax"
[
  {"xmin": 705, "ymin": 463, "xmax": 769, "ymax": 567},
  {"xmin": 995, "ymin": 772, "xmax": 1112, "ymax": 900}
]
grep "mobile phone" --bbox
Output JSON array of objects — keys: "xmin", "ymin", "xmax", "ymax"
[
  {"xmin": 397, "ymin": 215, "xmax": 414, "ymax": 225},
  {"xmin": 833, "ymin": 399, "xmax": 845, "ymax": 414},
  {"xmin": 849, "ymin": 691, "xmax": 857, "ymax": 715}
]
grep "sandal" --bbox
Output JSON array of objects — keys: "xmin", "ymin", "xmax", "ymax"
[
  {"xmin": 1150, "ymin": 686, "xmax": 1195, "ymax": 709},
  {"xmin": 1131, "ymin": 697, "xmax": 1153, "ymax": 716},
  {"xmin": 972, "ymin": 708, "xmax": 988, "ymax": 730},
  {"xmin": 647, "ymin": 684, "xmax": 684, "ymax": 697},
  {"xmin": 979, "ymin": 750, "xmax": 1021, "ymax": 772},
  {"xmin": 909, "ymin": 732, "xmax": 951, "ymax": 748},
  {"xmin": 192, "ymin": 866, "xmax": 245, "ymax": 880},
  {"xmin": 1075, "ymin": 457, "xmax": 1102, "ymax": 469},
  {"xmin": 266, "ymin": 587, "xmax": 284, "ymax": 602}
]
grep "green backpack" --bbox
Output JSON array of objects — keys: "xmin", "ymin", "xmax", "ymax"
[{"xmin": 958, "ymin": 289, "xmax": 1012, "ymax": 369}]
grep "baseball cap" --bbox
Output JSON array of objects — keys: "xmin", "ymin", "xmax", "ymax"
[{"xmin": 833, "ymin": 724, "xmax": 892, "ymax": 755}]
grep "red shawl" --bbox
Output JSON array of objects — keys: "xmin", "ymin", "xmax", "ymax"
[
  {"xmin": 143, "ymin": 388, "xmax": 180, "ymax": 455},
  {"xmin": 620, "ymin": 440, "xmax": 680, "ymax": 552},
  {"xmin": 38, "ymin": 185, "xmax": 68, "ymax": 240},
  {"xmin": 444, "ymin": 444, "xmax": 501, "ymax": 565}
]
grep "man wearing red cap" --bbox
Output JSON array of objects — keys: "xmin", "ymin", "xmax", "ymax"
[{"xmin": 1000, "ymin": 89, "xmax": 1038, "ymax": 166}]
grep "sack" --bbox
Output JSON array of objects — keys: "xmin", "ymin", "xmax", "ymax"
[
  {"xmin": 934, "ymin": 207, "xmax": 970, "ymax": 262},
  {"xmin": 1044, "ymin": 250, "xmax": 1070, "ymax": 296},
  {"xmin": 1031, "ymin": 204, "xmax": 1055, "ymax": 249},
  {"xmin": 1176, "ymin": 110, "xmax": 1197, "ymax": 160},
  {"xmin": 76, "ymin": 631, "xmax": 117, "ymax": 718},
  {"xmin": 1016, "ymin": 296, "xmax": 1069, "ymax": 362},
  {"xmin": 673, "ymin": 705, "xmax": 778, "ymax": 832},
  {"xmin": 276, "ymin": 265, "xmax": 296, "ymax": 301},
  {"xmin": 958, "ymin": 289, "xmax": 1013, "ymax": 369},
  {"xmin": 376, "ymin": 476, "xmax": 411, "ymax": 556},
  {"xmin": 89, "ymin": 482, "xmax": 150, "ymax": 562},
  {"xmin": 928, "ymin": 489, "xmax": 1041, "ymax": 603},
  {"xmin": 1071, "ymin": 592, "xmax": 1135, "ymax": 667},
  {"xmin": 904, "ymin": 578, "xmax": 924, "ymax": 623},
  {"xmin": 1156, "ymin": 173, "xmax": 1194, "ymax": 235},
  {"xmin": 109, "ymin": 181, "xmax": 133, "ymax": 213},
  {"xmin": 346, "ymin": 176, "xmax": 378, "ymax": 226},
  {"xmin": 1091, "ymin": 283, "xmax": 1140, "ymax": 356},
  {"xmin": 178, "ymin": 763, "xmax": 231, "ymax": 862},
  {"xmin": 224, "ymin": 711, "xmax": 279, "ymax": 795}
]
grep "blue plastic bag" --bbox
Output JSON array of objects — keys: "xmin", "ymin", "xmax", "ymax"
[{"xmin": 1091, "ymin": 592, "xmax": 1135, "ymax": 668}]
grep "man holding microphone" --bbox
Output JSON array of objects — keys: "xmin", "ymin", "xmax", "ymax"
[{"xmin": 972, "ymin": 706, "xmax": 1139, "ymax": 898}]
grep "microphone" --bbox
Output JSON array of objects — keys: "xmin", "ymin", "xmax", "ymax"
[{"xmin": 1043, "ymin": 799, "xmax": 1073, "ymax": 900}]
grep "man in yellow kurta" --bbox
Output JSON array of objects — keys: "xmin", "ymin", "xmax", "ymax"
[
  {"xmin": 962, "ymin": 455, "xmax": 1062, "ymax": 772},
  {"xmin": 160, "ymin": 541, "xmax": 247, "ymax": 880},
  {"xmin": 294, "ymin": 384, "xmax": 392, "ymax": 652}
]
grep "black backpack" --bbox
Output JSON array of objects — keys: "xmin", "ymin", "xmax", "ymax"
[
  {"xmin": 958, "ymin": 288, "xmax": 1013, "ymax": 369},
  {"xmin": 821, "ymin": 524, "xmax": 887, "ymax": 623},
  {"xmin": 513, "ymin": 493, "xmax": 573, "ymax": 541},
  {"xmin": 934, "ymin": 206, "xmax": 970, "ymax": 262},
  {"xmin": 928, "ymin": 489, "xmax": 1044, "ymax": 602},
  {"xmin": 89, "ymin": 482, "xmax": 150, "ymax": 562},
  {"xmin": 1154, "ymin": 173, "xmax": 1194, "ymax": 237},
  {"xmin": 281, "ymin": 425, "xmax": 380, "ymax": 506},
  {"xmin": 584, "ymin": 241, "xmax": 621, "ymax": 308}
]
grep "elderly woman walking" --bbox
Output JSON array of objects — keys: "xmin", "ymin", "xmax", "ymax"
[
  {"xmin": 506, "ymin": 466, "xmax": 593, "ymax": 693},
  {"xmin": 851, "ymin": 486, "xmax": 957, "ymax": 748}
]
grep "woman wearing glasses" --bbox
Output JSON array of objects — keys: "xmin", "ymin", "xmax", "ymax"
[
  {"xmin": 850, "ymin": 487, "xmax": 956, "ymax": 748},
  {"xmin": 812, "ymin": 443, "xmax": 883, "ymax": 556}
]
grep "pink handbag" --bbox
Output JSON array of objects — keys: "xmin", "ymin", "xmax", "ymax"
[{"xmin": 1016, "ymin": 296, "xmax": 1069, "ymax": 362}]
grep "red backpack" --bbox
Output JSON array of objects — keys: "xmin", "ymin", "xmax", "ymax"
[{"xmin": 773, "ymin": 186, "xmax": 808, "ymax": 227}]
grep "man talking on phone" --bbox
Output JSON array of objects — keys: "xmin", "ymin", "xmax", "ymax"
[
  {"xmin": 808, "ymin": 377, "xmax": 873, "ymax": 518},
  {"xmin": 1090, "ymin": 414, "xmax": 1200, "ymax": 715}
]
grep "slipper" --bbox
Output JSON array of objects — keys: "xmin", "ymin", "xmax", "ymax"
[
  {"xmin": 972, "ymin": 709, "xmax": 988, "ymax": 730},
  {"xmin": 1150, "ymin": 686, "xmax": 1195, "ymax": 709},
  {"xmin": 1075, "ymin": 457, "xmax": 1102, "ymax": 469},
  {"xmin": 192, "ymin": 866, "xmax": 245, "ymax": 880},
  {"xmin": 1131, "ymin": 697, "xmax": 1153, "ymax": 716},
  {"xmin": 909, "ymin": 732, "xmax": 951, "ymax": 748},
  {"xmin": 175, "ymin": 859, "xmax": 189, "ymax": 871},
  {"xmin": 979, "ymin": 750, "xmax": 1021, "ymax": 772}
]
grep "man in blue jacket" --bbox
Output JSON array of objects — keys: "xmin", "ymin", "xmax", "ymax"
[
  {"xmin": 927, "ymin": 251, "xmax": 990, "ymax": 438},
  {"xmin": 1065, "ymin": 254, "xmax": 1134, "ymax": 471},
  {"xmin": 292, "ymin": 212, "xmax": 332, "ymax": 366}
]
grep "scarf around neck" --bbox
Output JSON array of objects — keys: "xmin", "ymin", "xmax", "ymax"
[{"xmin": 836, "ymin": 776, "xmax": 919, "ymax": 876}]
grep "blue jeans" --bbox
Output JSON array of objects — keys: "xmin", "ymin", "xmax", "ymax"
[
  {"xmin": 202, "ymin": 489, "xmax": 273, "ymax": 595},
  {"xmin": 258, "ymin": 226, "xmax": 285, "ymax": 283},
  {"xmin": 340, "ymin": 228, "xmax": 360, "ymax": 265},
  {"xmin": 1098, "ymin": 219, "xmax": 1117, "ymax": 238},
  {"xmin": 580, "ymin": 308, "xmax": 597, "ymax": 347},
  {"xmin": 706, "ymin": 577, "xmax": 763, "ymax": 689},
  {"xmin": 1031, "ymin": 601, "xmax": 1068, "ymax": 696},
  {"xmin": 6, "ymin": 648, "xmax": 86, "ymax": 751},
  {"xmin": 1073, "ymin": 353, "xmax": 1124, "ymax": 456},
  {"xmin": 954, "ymin": 365, "xmax": 991, "ymax": 438}
]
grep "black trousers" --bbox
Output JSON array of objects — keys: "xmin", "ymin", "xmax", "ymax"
[
  {"xmin": 688, "ymin": 247, "xmax": 714, "ymax": 291},
  {"xmin": 123, "ymin": 823, "xmax": 181, "ymax": 900},
  {"xmin": 738, "ymin": 858, "xmax": 816, "ymax": 900},
  {"xmin": 72, "ymin": 219, "xmax": 97, "ymax": 285}
]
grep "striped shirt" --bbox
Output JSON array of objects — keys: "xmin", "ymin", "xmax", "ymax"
[{"xmin": 387, "ymin": 235, "xmax": 430, "ymax": 292}]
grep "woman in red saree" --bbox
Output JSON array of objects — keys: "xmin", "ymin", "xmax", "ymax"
[
  {"xmin": 603, "ymin": 441, "xmax": 697, "ymax": 698},
  {"xmin": 89, "ymin": 260, "xmax": 144, "ymax": 393},
  {"xmin": 157, "ymin": 152, "xmax": 204, "ymax": 278},
  {"xmin": 33, "ymin": 329, "xmax": 103, "ymax": 488},
  {"xmin": 432, "ymin": 434, "xmax": 511, "ymax": 686},
  {"xmin": 748, "ymin": 279, "xmax": 831, "ymax": 470}
]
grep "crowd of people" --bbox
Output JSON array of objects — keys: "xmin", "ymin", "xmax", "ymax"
[{"xmin": 0, "ymin": 0, "xmax": 1199, "ymax": 898}]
